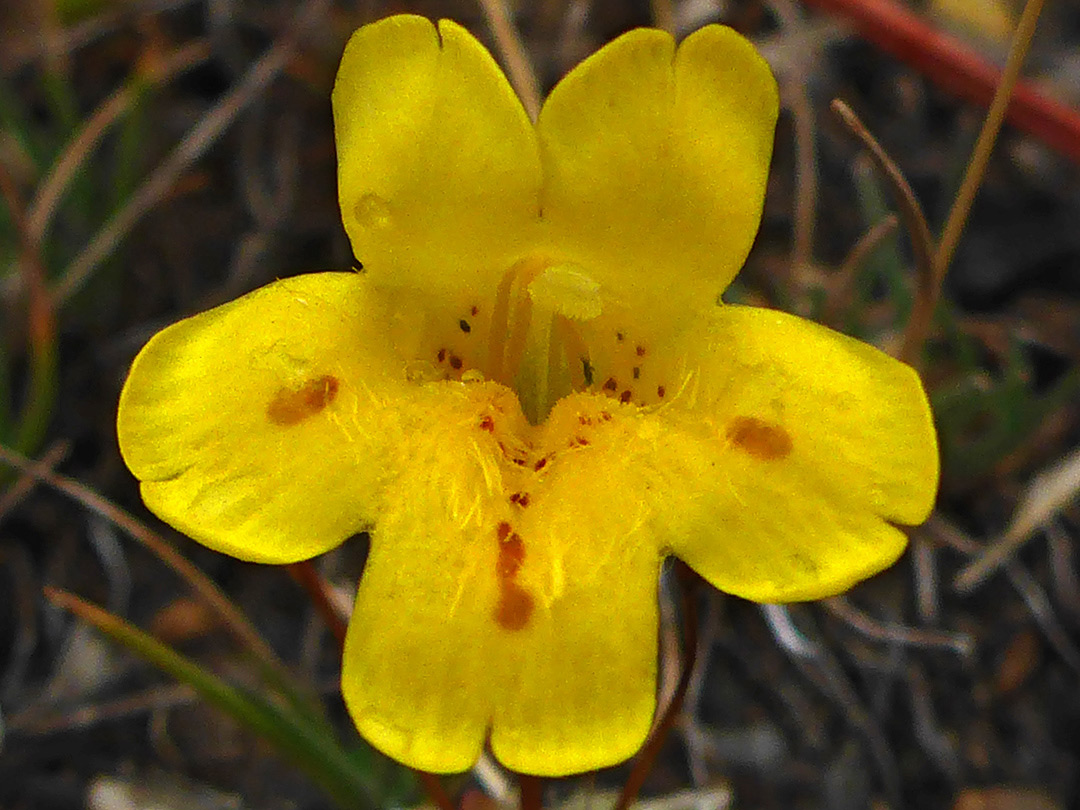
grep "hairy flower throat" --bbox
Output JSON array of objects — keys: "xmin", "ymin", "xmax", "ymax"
[{"xmin": 394, "ymin": 257, "xmax": 601, "ymax": 424}]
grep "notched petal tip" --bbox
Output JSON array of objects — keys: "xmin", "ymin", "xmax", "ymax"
[
  {"xmin": 536, "ymin": 23, "xmax": 779, "ymax": 321},
  {"xmin": 333, "ymin": 13, "xmax": 541, "ymax": 298}
]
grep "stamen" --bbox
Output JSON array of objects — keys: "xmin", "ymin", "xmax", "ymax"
[
  {"xmin": 488, "ymin": 257, "xmax": 545, "ymax": 386},
  {"xmin": 503, "ymin": 271, "xmax": 537, "ymax": 384},
  {"xmin": 487, "ymin": 265, "xmax": 517, "ymax": 384},
  {"xmin": 528, "ymin": 264, "xmax": 602, "ymax": 321}
]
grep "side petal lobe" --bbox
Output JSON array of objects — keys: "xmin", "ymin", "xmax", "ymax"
[{"xmin": 117, "ymin": 272, "xmax": 403, "ymax": 563}]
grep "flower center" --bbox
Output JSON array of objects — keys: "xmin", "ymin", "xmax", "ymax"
[{"xmin": 392, "ymin": 256, "xmax": 676, "ymax": 423}]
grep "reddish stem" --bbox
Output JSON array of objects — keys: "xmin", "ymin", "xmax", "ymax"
[
  {"xmin": 801, "ymin": 0, "xmax": 1080, "ymax": 164},
  {"xmin": 287, "ymin": 561, "xmax": 348, "ymax": 649},
  {"xmin": 614, "ymin": 565, "xmax": 699, "ymax": 810},
  {"xmin": 414, "ymin": 769, "xmax": 457, "ymax": 810},
  {"xmin": 519, "ymin": 774, "xmax": 544, "ymax": 810}
]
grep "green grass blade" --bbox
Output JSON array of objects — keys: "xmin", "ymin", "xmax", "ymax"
[{"xmin": 45, "ymin": 587, "xmax": 381, "ymax": 810}]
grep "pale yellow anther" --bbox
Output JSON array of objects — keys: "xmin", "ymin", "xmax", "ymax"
[{"xmin": 527, "ymin": 263, "xmax": 603, "ymax": 321}]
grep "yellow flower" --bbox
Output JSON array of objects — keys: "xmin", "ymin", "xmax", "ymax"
[{"xmin": 117, "ymin": 15, "xmax": 938, "ymax": 777}]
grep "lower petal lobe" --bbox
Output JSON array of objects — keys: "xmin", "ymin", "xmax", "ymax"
[{"xmin": 342, "ymin": 392, "xmax": 661, "ymax": 776}]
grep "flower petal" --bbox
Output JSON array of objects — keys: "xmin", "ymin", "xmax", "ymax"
[
  {"xmin": 333, "ymin": 15, "xmax": 541, "ymax": 297},
  {"xmin": 532, "ymin": 309, "xmax": 937, "ymax": 604},
  {"xmin": 488, "ymin": 483, "xmax": 660, "ymax": 775},
  {"xmin": 117, "ymin": 272, "xmax": 405, "ymax": 563},
  {"xmin": 657, "ymin": 306, "xmax": 939, "ymax": 601},
  {"xmin": 343, "ymin": 395, "xmax": 660, "ymax": 775},
  {"xmin": 536, "ymin": 25, "xmax": 778, "ymax": 325}
]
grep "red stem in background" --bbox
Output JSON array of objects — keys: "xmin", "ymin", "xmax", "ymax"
[
  {"xmin": 613, "ymin": 565, "xmax": 699, "ymax": 810},
  {"xmin": 414, "ymin": 770, "xmax": 456, "ymax": 810},
  {"xmin": 518, "ymin": 774, "xmax": 544, "ymax": 810},
  {"xmin": 287, "ymin": 561, "xmax": 348, "ymax": 649},
  {"xmin": 801, "ymin": 0, "xmax": 1080, "ymax": 164}
]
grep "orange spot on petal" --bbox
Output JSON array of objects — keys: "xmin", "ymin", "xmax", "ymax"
[
  {"xmin": 266, "ymin": 375, "xmax": 338, "ymax": 426},
  {"xmin": 495, "ymin": 583, "xmax": 533, "ymax": 631},
  {"xmin": 493, "ymin": 528, "xmax": 531, "ymax": 631},
  {"xmin": 497, "ymin": 533, "xmax": 525, "ymax": 579},
  {"xmin": 726, "ymin": 416, "xmax": 792, "ymax": 460}
]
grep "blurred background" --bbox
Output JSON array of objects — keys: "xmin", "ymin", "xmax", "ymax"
[{"xmin": 3, "ymin": 0, "xmax": 1080, "ymax": 808}]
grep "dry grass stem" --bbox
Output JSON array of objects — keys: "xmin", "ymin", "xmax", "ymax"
[
  {"xmin": 25, "ymin": 40, "xmax": 213, "ymax": 249},
  {"xmin": 769, "ymin": 0, "xmax": 818, "ymax": 282},
  {"xmin": 0, "ymin": 0, "xmax": 201, "ymax": 71},
  {"xmin": 0, "ymin": 443, "xmax": 292, "ymax": 683},
  {"xmin": 911, "ymin": 536, "xmax": 940, "ymax": 623},
  {"xmin": 0, "ymin": 162, "xmax": 54, "ymax": 346},
  {"xmin": 820, "ymin": 595, "xmax": 973, "ymax": 656},
  {"xmin": 477, "ymin": 0, "xmax": 542, "ymax": 121},
  {"xmin": 934, "ymin": 0, "xmax": 1048, "ymax": 277},
  {"xmin": 830, "ymin": 99, "xmax": 936, "ymax": 365},
  {"xmin": 287, "ymin": 561, "xmax": 349, "ymax": 650},
  {"xmin": 7, "ymin": 682, "xmax": 197, "ymax": 736},
  {"xmin": 51, "ymin": 0, "xmax": 332, "ymax": 305},
  {"xmin": 802, "ymin": 0, "xmax": 1080, "ymax": 162},
  {"xmin": 954, "ymin": 445, "xmax": 1080, "ymax": 591},
  {"xmin": 927, "ymin": 517, "xmax": 1080, "ymax": 673},
  {"xmin": 824, "ymin": 213, "xmax": 898, "ymax": 325},
  {"xmin": 0, "ymin": 440, "xmax": 68, "ymax": 521},
  {"xmin": 650, "ymin": 0, "xmax": 676, "ymax": 34}
]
